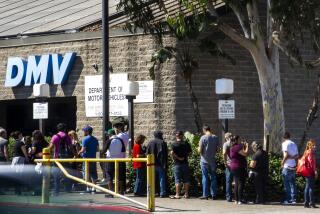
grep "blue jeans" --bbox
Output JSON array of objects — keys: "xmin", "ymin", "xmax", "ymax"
[
  {"xmin": 225, "ymin": 167, "xmax": 233, "ymax": 200},
  {"xmin": 304, "ymin": 176, "xmax": 315, "ymax": 205},
  {"xmin": 201, "ymin": 162, "xmax": 217, "ymax": 197},
  {"xmin": 52, "ymin": 165, "xmax": 72, "ymax": 194},
  {"xmin": 155, "ymin": 166, "xmax": 166, "ymax": 197},
  {"xmin": 282, "ymin": 168, "xmax": 296, "ymax": 202},
  {"xmin": 134, "ymin": 168, "xmax": 146, "ymax": 195}
]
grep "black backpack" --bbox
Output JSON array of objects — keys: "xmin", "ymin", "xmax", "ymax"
[{"xmin": 56, "ymin": 134, "xmax": 73, "ymax": 158}]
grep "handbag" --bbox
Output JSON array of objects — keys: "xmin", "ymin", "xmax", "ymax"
[{"xmin": 296, "ymin": 154, "xmax": 310, "ymax": 177}]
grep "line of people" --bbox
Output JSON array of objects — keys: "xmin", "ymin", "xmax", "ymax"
[{"xmin": 0, "ymin": 123, "xmax": 318, "ymax": 209}]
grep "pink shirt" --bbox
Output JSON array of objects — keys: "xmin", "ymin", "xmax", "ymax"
[{"xmin": 51, "ymin": 132, "xmax": 72, "ymax": 158}]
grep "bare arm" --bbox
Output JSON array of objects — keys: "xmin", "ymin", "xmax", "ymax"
[
  {"xmin": 281, "ymin": 151, "xmax": 289, "ymax": 167},
  {"xmin": 78, "ymin": 146, "xmax": 85, "ymax": 156},
  {"xmin": 250, "ymin": 160, "xmax": 257, "ymax": 169},
  {"xmin": 239, "ymin": 143, "xmax": 249, "ymax": 157}
]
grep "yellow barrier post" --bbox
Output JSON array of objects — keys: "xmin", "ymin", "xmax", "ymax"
[
  {"xmin": 114, "ymin": 160, "xmax": 119, "ymax": 195},
  {"xmin": 147, "ymin": 154, "xmax": 155, "ymax": 212},
  {"xmin": 85, "ymin": 161, "xmax": 90, "ymax": 189},
  {"xmin": 41, "ymin": 148, "xmax": 51, "ymax": 204}
]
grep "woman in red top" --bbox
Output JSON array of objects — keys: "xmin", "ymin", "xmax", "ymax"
[
  {"xmin": 303, "ymin": 139, "xmax": 318, "ymax": 208},
  {"xmin": 132, "ymin": 135, "xmax": 146, "ymax": 196}
]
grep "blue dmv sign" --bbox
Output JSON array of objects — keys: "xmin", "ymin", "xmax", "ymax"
[{"xmin": 4, "ymin": 52, "xmax": 76, "ymax": 87}]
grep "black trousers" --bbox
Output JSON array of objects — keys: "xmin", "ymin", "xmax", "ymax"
[
  {"xmin": 253, "ymin": 173, "xmax": 267, "ymax": 203},
  {"xmin": 232, "ymin": 168, "xmax": 247, "ymax": 202}
]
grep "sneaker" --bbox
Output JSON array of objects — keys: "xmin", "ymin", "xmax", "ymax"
[
  {"xmin": 237, "ymin": 202, "xmax": 243, "ymax": 205},
  {"xmin": 282, "ymin": 201, "xmax": 290, "ymax": 205},
  {"xmin": 199, "ymin": 196, "xmax": 209, "ymax": 200}
]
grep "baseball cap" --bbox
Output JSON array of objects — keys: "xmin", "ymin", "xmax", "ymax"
[{"xmin": 82, "ymin": 125, "xmax": 93, "ymax": 133}]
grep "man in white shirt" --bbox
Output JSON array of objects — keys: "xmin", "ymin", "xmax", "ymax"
[
  {"xmin": 281, "ymin": 132, "xmax": 299, "ymax": 204},
  {"xmin": 104, "ymin": 129, "xmax": 126, "ymax": 196}
]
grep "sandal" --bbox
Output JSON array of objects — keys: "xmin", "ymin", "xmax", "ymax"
[
  {"xmin": 169, "ymin": 195, "xmax": 181, "ymax": 199},
  {"xmin": 183, "ymin": 195, "xmax": 190, "ymax": 199}
]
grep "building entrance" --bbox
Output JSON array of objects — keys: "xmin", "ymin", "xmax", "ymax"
[{"xmin": 0, "ymin": 97, "xmax": 76, "ymax": 136}]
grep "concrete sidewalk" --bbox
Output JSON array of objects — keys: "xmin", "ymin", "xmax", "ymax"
[{"xmin": 1, "ymin": 193, "xmax": 319, "ymax": 214}]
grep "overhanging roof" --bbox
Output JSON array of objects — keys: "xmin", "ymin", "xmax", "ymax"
[{"xmin": 0, "ymin": 0, "xmax": 224, "ymax": 38}]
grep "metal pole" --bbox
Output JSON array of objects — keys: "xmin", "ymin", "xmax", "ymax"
[
  {"xmin": 224, "ymin": 119, "xmax": 228, "ymax": 133},
  {"xmin": 126, "ymin": 96, "xmax": 135, "ymax": 156},
  {"xmin": 102, "ymin": 0, "xmax": 110, "ymax": 144}
]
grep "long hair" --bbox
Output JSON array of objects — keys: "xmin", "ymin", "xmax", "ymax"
[
  {"xmin": 304, "ymin": 139, "xmax": 316, "ymax": 155},
  {"xmin": 68, "ymin": 130, "xmax": 79, "ymax": 142},
  {"xmin": 230, "ymin": 135, "xmax": 240, "ymax": 146},
  {"xmin": 32, "ymin": 130, "xmax": 44, "ymax": 142}
]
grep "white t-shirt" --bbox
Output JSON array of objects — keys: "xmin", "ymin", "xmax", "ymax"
[
  {"xmin": 282, "ymin": 139, "xmax": 298, "ymax": 168},
  {"xmin": 117, "ymin": 132, "xmax": 129, "ymax": 157},
  {"xmin": 106, "ymin": 137, "xmax": 123, "ymax": 158}
]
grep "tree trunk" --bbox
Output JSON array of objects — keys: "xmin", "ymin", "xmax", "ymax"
[
  {"xmin": 185, "ymin": 79, "xmax": 203, "ymax": 133},
  {"xmin": 251, "ymin": 49, "xmax": 285, "ymax": 152}
]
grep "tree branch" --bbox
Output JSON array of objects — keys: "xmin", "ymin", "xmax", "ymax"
[
  {"xmin": 228, "ymin": 3, "xmax": 250, "ymax": 39},
  {"xmin": 273, "ymin": 32, "xmax": 320, "ymax": 68},
  {"xmin": 218, "ymin": 22, "xmax": 255, "ymax": 51}
]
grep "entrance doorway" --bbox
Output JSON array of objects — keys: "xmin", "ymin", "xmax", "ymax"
[{"xmin": 0, "ymin": 97, "xmax": 77, "ymax": 136}]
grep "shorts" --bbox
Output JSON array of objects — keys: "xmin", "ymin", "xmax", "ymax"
[
  {"xmin": 82, "ymin": 162, "xmax": 98, "ymax": 181},
  {"xmin": 105, "ymin": 162, "xmax": 126, "ymax": 183},
  {"xmin": 173, "ymin": 164, "xmax": 190, "ymax": 184}
]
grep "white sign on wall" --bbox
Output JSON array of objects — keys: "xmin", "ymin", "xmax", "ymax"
[
  {"xmin": 33, "ymin": 102, "xmax": 48, "ymax": 119},
  {"xmin": 135, "ymin": 81, "xmax": 154, "ymax": 103},
  {"xmin": 218, "ymin": 100, "xmax": 235, "ymax": 119},
  {"xmin": 85, "ymin": 74, "xmax": 128, "ymax": 117}
]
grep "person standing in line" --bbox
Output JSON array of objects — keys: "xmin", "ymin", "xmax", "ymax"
[
  {"xmin": 0, "ymin": 128, "xmax": 9, "ymax": 195},
  {"xmin": 281, "ymin": 132, "xmax": 299, "ymax": 204},
  {"xmin": 250, "ymin": 141, "xmax": 269, "ymax": 204},
  {"xmin": 198, "ymin": 125, "xmax": 219, "ymax": 200},
  {"xmin": 11, "ymin": 131, "xmax": 29, "ymax": 195},
  {"xmin": 78, "ymin": 125, "xmax": 99, "ymax": 194},
  {"xmin": 103, "ymin": 129, "xmax": 127, "ymax": 197},
  {"xmin": 229, "ymin": 135, "xmax": 249, "ymax": 205},
  {"xmin": 48, "ymin": 123, "xmax": 74, "ymax": 196},
  {"xmin": 114, "ymin": 123, "xmax": 129, "ymax": 193},
  {"xmin": 223, "ymin": 132, "xmax": 233, "ymax": 202},
  {"xmin": 170, "ymin": 131, "xmax": 192, "ymax": 199},
  {"xmin": 146, "ymin": 131, "xmax": 168, "ymax": 198},
  {"xmin": 301, "ymin": 139, "xmax": 318, "ymax": 208},
  {"xmin": 132, "ymin": 134, "xmax": 147, "ymax": 196},
  {"xmin": 30, "ymin": 130, "xmax": 49, "ymax": 196},
  {"xmin": 0, "ymin": 128, "xmax": 9, "ymax": 163}
]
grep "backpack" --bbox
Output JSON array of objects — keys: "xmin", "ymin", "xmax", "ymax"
[
  {"xmin": 106, "ymin": 137, "xmax": 126, "ymax": 153},
  {"xmin": 56, "ymin": 134, "xmax": 73, "ymax": 158}
]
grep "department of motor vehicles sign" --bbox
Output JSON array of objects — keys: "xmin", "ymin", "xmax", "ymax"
[{"xmin": 219, "ymin": 100, "xmax": 235, "ymax": 119}]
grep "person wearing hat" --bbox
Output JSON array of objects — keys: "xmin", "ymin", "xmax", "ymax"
[
  {"xmin": 78, "ymin": 125, "xmax": 99, "ymax": 194},
  {"xmin": 249, "ymin": 141, "xmax": 269, "ymax": 204},
  {"xmin": 170, "ymin": 131, "xmax": 192, "ymax": 199}
]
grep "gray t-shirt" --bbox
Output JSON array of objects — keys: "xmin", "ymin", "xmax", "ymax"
[
  {"xmin": 0, "ymin": 137, "xmax": 8, "ymax": 159},
  {"xmin": 199, "ymin": 134, "xmax": 218, "ymax": 167},
  {"xmin": 223, "ymin": 140, "xmax": 231, "ymax": 166}
]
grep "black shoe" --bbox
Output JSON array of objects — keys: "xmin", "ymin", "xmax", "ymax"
[
  {"xmin": 212, "ymin": 196, "xmax": 218, "ymax": 200},
  {"xmin": 199, "ymin": 196, "xmax": 209, "ymax": 200},
  {"xmin": 104, "ymin": 194, "xmax": 114, "ymax": 198},
  {"xmin": 304, "ymin": 203, "xmax": 310, "ymax": 208}
]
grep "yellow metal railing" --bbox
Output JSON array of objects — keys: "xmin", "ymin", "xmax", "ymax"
[{"xmin": 35, "ymin": 148, "xmax": 155, "ymax": 212}]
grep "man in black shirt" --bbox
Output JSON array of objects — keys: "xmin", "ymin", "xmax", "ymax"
[
  {"xmin": 250, "ymin": 141, "xmax": 269, "ymax": 204},
  {"xmin": 170, "ymin": 131, "xmax": 192, "ymax": 199},
  {"xmin": 146, "ymin": 130, "xmax": 168, "ymax": 197}
]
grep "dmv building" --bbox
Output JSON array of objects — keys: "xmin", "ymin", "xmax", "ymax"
[{"xmin": 0, "ymin": 0, "xmax": 319, "ymax": 146}]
